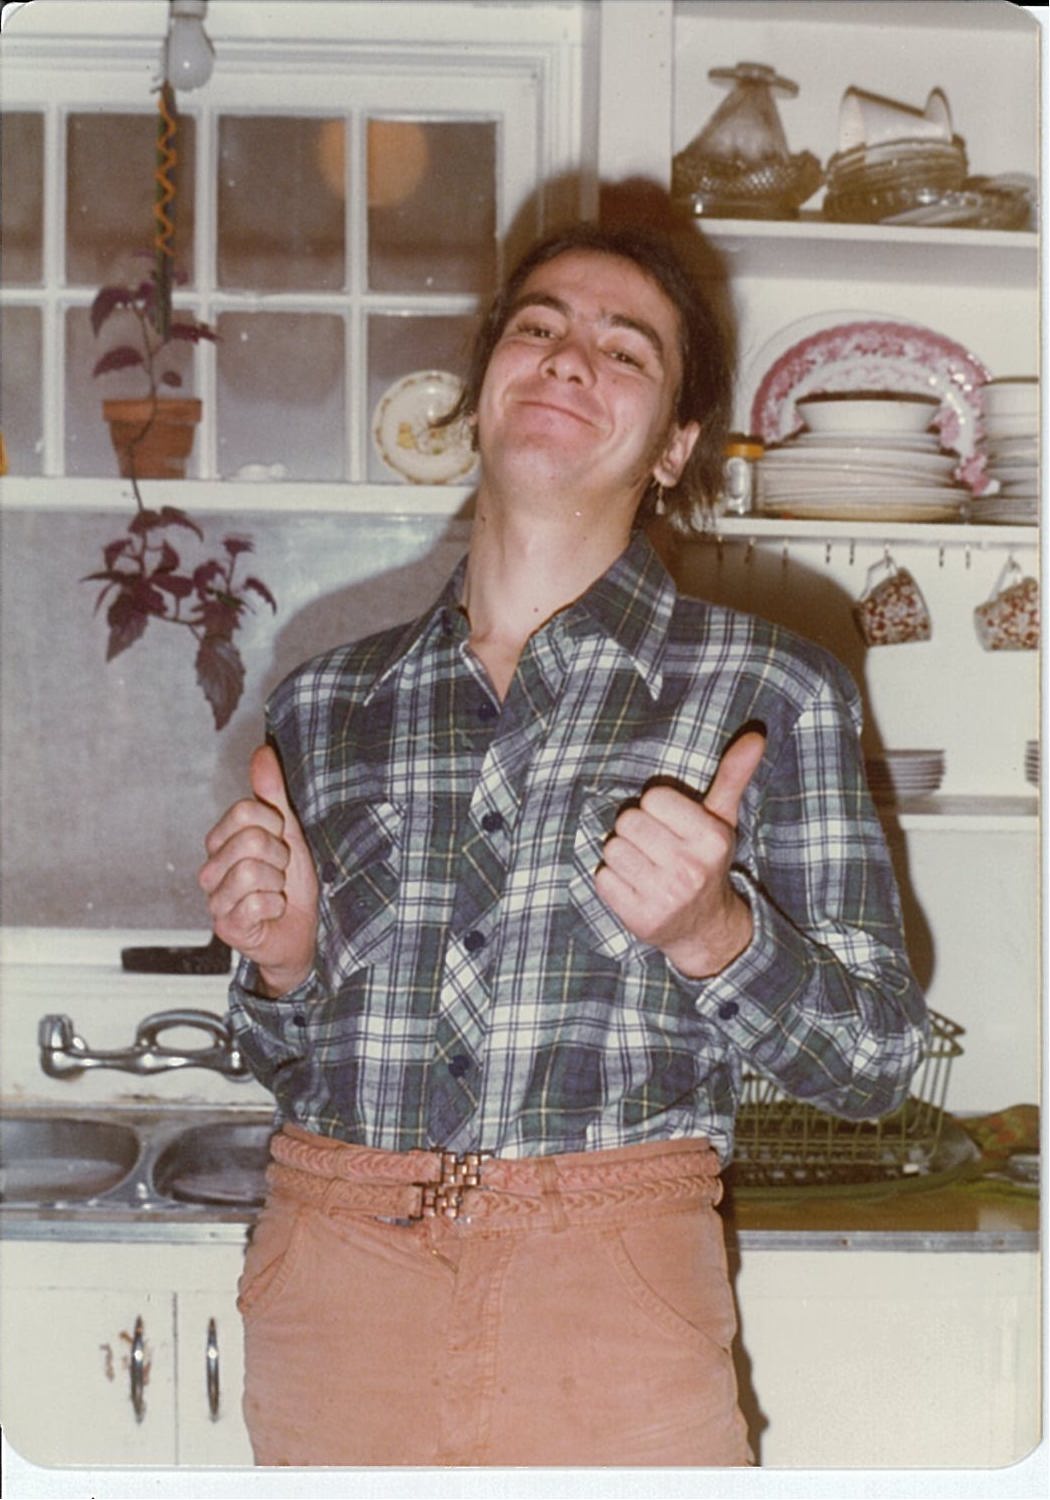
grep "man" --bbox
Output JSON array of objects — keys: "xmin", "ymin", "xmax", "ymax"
[{"xmin": 199, "ymin": 223, "xmax": 928, "ymax": 1467}]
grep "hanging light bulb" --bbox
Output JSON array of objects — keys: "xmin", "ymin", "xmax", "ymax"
[{"xmin": 163, "ymin": 0, "xmax": 215, "ymax": 91}]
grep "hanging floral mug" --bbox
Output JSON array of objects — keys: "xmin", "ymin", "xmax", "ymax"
[
  {"xmin": 973, "ymin": 559, "xmax": 1039, "ymax": 651},
  {"xmin": 853, "ymin": 554, "xmax": 932, "ymax": 646}
]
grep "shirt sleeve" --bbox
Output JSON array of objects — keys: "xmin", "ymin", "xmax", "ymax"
[
  {"xmin": 689, "ymin": 662, "xmax": 930, "ymax": 1122},
  {"xmin": 226, "ymin": 955, "xmax": 325, "ymax": 1095}
]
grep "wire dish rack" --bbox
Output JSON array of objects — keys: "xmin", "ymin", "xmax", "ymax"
[{"xmin": 731, "ymin": 1010, "xmax": 968, "ymax": 1192}]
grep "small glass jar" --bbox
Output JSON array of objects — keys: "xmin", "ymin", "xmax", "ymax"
[{"xmin": 722, "ymin": 435, "xmax": 764, "ymax": 515}]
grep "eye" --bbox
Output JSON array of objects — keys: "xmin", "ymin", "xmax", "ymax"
[
  {"xmin": 508, "ymin": 315, "xmax": 559, "ymax": 341},
  {"xmin": 608, "ymin": 347, "xmax": 644, "ymax": 369}
]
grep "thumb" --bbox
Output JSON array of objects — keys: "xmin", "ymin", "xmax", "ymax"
[
  {"xmin": 249, "ymin": 744, "xmax": 298, "ymax": 827},
  {"xmin": 703, "ymin": 730, "xmax": 766, "ymax": 827}
]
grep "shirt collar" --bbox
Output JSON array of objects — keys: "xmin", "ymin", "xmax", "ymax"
[
  {"xmin": 359, "ymin": 557, "xmax": 469, "ymax": 703},
  {"xmin": 361, "ymin": 532, "xmax": 676, "ymax": 704},
  {"xmin": 564, "ymin": 531, "xmax": 675, "ymax": 701}
]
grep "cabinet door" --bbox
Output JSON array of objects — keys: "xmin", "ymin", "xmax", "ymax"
[
  {"xmin": 0, "ymin": 1285, "xmax": 176, "ymax": 1467},
  {"xmin": 175, "ymin": 1289, "xmax": 253, "ymax": 1466}
]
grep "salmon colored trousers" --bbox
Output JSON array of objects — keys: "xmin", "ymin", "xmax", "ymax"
[{"xmin": 237, "ymin": 1125, "xmax": 753, "ymax": 1468}]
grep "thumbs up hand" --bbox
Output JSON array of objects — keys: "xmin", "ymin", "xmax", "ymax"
[
  {"xmin": 593, "ymin": 730, "xmax": 766, "ymax": 979},
  {"xmin": 198, "ymin": 744, "xmax": 320, "ymax": 997}
]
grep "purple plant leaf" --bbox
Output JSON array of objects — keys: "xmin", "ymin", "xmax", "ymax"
[
  {"xmin": 196, "ymin": 635, "xmax": 245, "ymax": 731},
  {"xmin": 194, "ymin": 597, "xmax": 243, "ymax": 639},
  {"xmin": 129, "ymin": 509, "xmax": 163, "ymax": 535},
  {"xmin": 153, "ymin": 572, "xmax": 195, "ymax": 600},
  {"xmin": 92, "ymin": 346, "xmax": 145, "ymax": 379},
  {"xmin": 90, "ymin": 286, "xmax": 133, "ymax": 336},
  {"xmin": 222, "ymin": 535, "xmax": 254, "ymax": 558},
  {"xmin": 244, "ymin": 576, "xmax": 278, "ymax": 612},
  {"xmin": 80, "ymin": 567, "xmax": 137, "ymax": 586},
  {"xmin": 103, "ymin": 537, "xmax": 133, "ymax": 569},
  {"xmin": 169, "ymin": 321, "xmax": 218, "ymax": 345},
  {"xmin": 105, "ymin": 590, "xmax": 150, "ymax": 660},
  {"xmin": 133, "ymin": 579, "xmax": 170, "ymax": 617},
  {"xmin": 159, "ymin": 370, "xmax": 183, "ymax": 389},
  {"xmin": 157, "ymin": 506, "xmax": 204, "ymax": 540},
  {"xmin": 154, "ymin": 540, "xmax": 180, "ymax": 572},
  {"xmin": 193, "ymin": 559, "xmax": 225, "ymax": 592}
]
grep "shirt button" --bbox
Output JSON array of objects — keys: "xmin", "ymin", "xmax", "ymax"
[
  {"xmin": 292, "ymin": 1013, "xmax": 308, "ymax": 1028},
  {"xmin": 440, "ymin": 608, "xmax": 455, "ymax": 637},
  {"xmin": 463, "ymin": 930, "xmax": 486, "ymax": 953},
  {"xmin": 718, "ymin": 1001, "xmax": 739, "ymax": 1021},
  {"xmin": 481, "ymin": 811, "xmax": 504, "ymax": 833},
  {"xmin": 320, "ymin": 860, "xmax": 338, "ymax": 884},
  {"xmin": 448, "ymin": 1054, "xmax": 471, "ymax": 1078},
  {"xmin": 477, "ymin": 699, "xmax": 498, "ymax": 722}
]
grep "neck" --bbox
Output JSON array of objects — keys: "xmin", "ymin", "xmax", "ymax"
[{"xmin": 460, "ymin": 487, "xmax": 634, "ymax": 698}]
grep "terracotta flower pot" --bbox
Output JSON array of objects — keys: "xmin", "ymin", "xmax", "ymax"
[{"xmin": 103, "ymin": 397, "xmax": 202, "ymax": 480}]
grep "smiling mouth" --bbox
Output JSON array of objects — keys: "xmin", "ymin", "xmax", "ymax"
[{"xmin": 515, "ymin": 396, "xmax": 596, "ymax": 427}]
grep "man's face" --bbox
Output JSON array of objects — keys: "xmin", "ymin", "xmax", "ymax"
[{"xmin": 474, "ymin": 250, "xmax": 699, "ymax": 515}]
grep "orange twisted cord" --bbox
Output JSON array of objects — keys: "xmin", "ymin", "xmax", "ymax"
[{"xmin": 152, "ymin": 83, "xmax": 178, "ymax": 338}]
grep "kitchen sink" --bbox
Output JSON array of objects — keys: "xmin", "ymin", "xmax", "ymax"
[
  {"xmin": 151, "ymin": 1120, "xmax": 273, "ymax": 1207},
  {"xmin": 0, "ymin": 1107, "xmax": 277, "ymax": 1224},
  {"xmin": 0, "ymin": 1114, "xmax": 141, "ymax": 1204}
]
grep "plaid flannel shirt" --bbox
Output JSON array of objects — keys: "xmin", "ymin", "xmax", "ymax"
[{"xmin": 228, "ymin": 532, "xmax": 928, "ymax": 1163}]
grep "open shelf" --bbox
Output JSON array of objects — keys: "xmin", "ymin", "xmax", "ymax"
[{"xmin": 695, "ymin": 217, "xmax": 1038, "ymax": 288}]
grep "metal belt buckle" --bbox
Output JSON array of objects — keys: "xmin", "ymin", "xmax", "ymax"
[{"xmin": 415, "ymin": 1150, "xmax": 489, "ymax": 1220}]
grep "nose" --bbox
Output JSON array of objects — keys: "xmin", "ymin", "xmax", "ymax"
[{"xmin": 540, "ymin": 334, "xmax": 595, "ymax": 386}]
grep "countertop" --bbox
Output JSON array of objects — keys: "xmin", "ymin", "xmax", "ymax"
[
  {"xmin": 2, "ymin": 1174, "xmax": 1038, "ymax": 1251},
  {"xmin": 722, "ymin": 1175, "xmax": 1039, "ymax": 1253}
]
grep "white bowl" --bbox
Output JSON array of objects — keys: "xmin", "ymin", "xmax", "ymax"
[
  {"xmin": 981, "ymin": 378, "xmax": 1040, "ymax": 418},
  {"xmin": 796, "ymin": 394, "xmax": 939, "ymax": 436}
]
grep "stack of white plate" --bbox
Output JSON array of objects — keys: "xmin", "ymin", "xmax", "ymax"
[
  {"xmin": 865, "ymin": 750, "xmax": 946, "ymax": 802},
  {"xmin": 1025, "ymin": 740, "xmax": 1040, "ymax": 787},
  {"xmin": 757, "ymin": 395, "xmax": 970, "ymax": 523},
  {"xmin": 971, "ymin": 378, "xmax": 1040, "ymax": 526}
]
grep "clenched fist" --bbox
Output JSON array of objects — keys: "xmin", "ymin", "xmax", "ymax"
[
  {"xmin": 594, "ymin": 729, "xmax": 765, "ymax": 978},
  {"xmin": 198, "ymin": 744, "xmax": 320, "ymax": 997}
]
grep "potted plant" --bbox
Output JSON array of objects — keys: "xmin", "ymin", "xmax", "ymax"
[
  {"xmin": 84, "ymin": 262, "xmax": 276, "ymax": 732},
  {"xmin": 91, "ymin": 260, "xmax": 216, "ymax": 481}
]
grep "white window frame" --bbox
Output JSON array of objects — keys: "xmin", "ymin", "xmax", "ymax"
[{"xmin": 0, "ymin": 0, "xmax": 592, "ymax": 514}]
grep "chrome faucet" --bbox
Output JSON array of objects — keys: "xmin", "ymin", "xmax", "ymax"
[{"xmin": 38, "ymin": 1008, "xmax": 251, "ymax": 1080}]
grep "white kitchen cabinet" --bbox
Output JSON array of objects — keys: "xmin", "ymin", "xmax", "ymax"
[
  {"xmin": 175, "ymin": 1288, "xmax": 253, "ymax": 1466},
  {"xmin": 0, "ymin": 1282, "xmax": 176, "ymax": 1467},
  {"xmin": 732, "ymin": 1247, "xmax": 1041, "ymax": 1468},
  {"xmin": 0, "ymin": 1238, "xmax": 251, "ymax": 1468}
]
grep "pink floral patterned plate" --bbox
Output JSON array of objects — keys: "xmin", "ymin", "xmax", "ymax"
[{"xmin": 746, "ymin": 312, "xmax": 992, "ymax": 492}]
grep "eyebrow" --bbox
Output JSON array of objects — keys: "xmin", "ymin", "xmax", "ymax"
[{"xmin": 505, "ymin": 292, "xmax": 668, "ymax": 366}]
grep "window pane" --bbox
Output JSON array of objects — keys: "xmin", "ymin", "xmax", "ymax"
[
  {"xmin": 1, "ymin": 112, "xmax": 44, "ymax": 285},
  {"xmin": 218, "ymin": 116, "xmax": 346, "ymax": 291},
  {"xmin": 66, "ymin": 111, "xmax": 196, "ymax": 286},
  {"xmin": 1, "ymin": 307, "xmax": 43, "ymax": 473},
  {"xmin": 367, "ymin": 119, "xmax": 497, "ymax": 294},
  {"xmin": 367, "ymin": 313, "xmax": 478, "ymax": 483},
  {"xmin": 216, "ymin": 311, "xmax": 345, "ymax": 480},
  {"xmin": 65, "ymin": 305, "xmax": 197, "ymax": 478}
]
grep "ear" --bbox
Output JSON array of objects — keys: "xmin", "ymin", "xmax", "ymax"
[{"xmin": 651, "ymin": 419, "xmax": 701, "ymax": 488}]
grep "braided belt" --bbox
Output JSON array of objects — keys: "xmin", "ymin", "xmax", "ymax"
[{"xmin": 267, "ymin": 1130, "xmax": 722, "ymax": 1227}]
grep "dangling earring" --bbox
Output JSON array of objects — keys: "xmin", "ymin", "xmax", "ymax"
[{"xmin": 653, "ymin": 483, "xmax": 667, "ymax": 516}]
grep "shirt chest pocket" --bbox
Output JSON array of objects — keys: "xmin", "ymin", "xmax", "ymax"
[
  {"xmin": 311, "ymin": 798, "xmax": 403, "ymax": 983},
  {"xmin": 567, "ymin": 785, "xmax": 650, "ymax": 967}
]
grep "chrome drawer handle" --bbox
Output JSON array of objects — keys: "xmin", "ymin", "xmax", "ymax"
[
  {"xmin": 205, "ymin": 1317, "xmax": 220, "ymax": 1420},
  {"xmin": 129, "ymin": 1316, "xmax": 146, "ymax": 1422}
]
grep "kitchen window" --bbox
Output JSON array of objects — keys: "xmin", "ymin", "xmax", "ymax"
[{"xmin": 0, "ymin": 8, "xmax": 585, "ymax": 489}]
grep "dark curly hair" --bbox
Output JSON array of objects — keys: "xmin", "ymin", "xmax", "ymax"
[{"xmin": 441, "ymin": 222, "xmax": 733, "ymax": 531}]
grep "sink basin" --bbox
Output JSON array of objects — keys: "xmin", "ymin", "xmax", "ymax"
[
  {"xmin": 151, "ymin": 1120, "xmax": 274, "ymax": 1207},
  {"xmin": 0, "ymin": 1115, "xmax": 140, "ymax": 1204}
]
